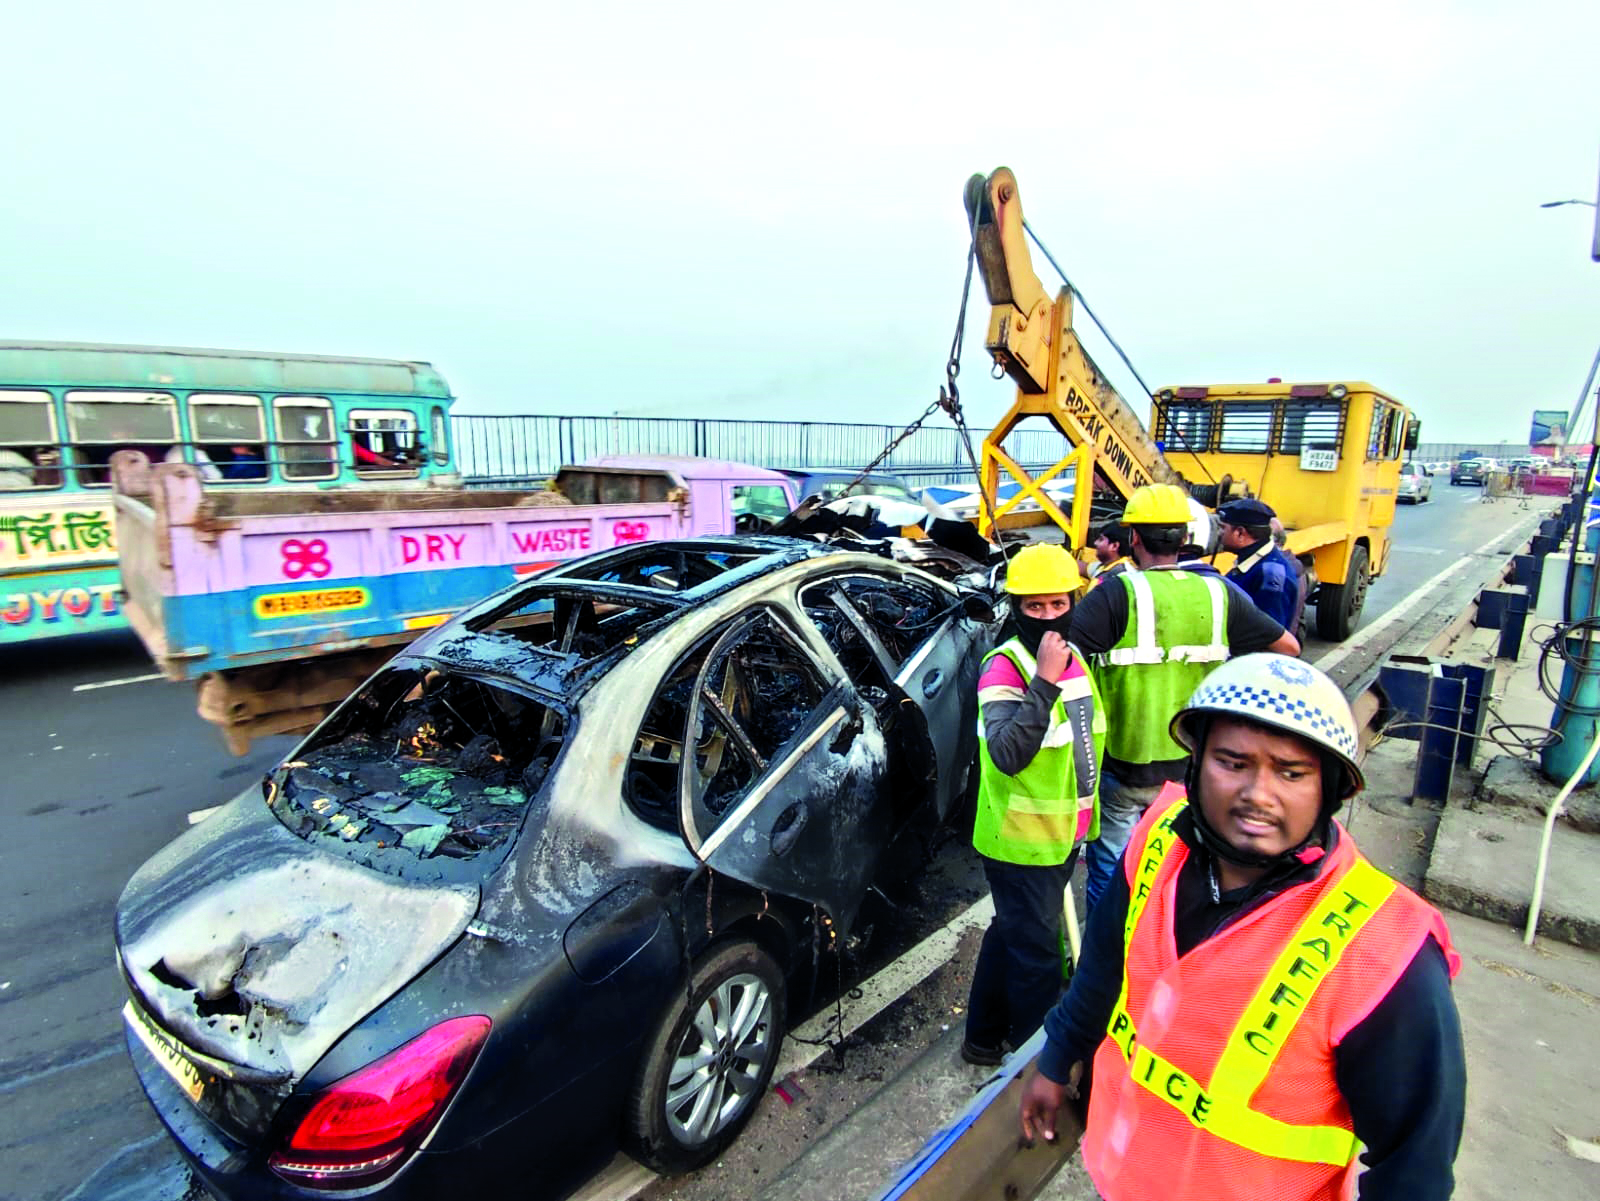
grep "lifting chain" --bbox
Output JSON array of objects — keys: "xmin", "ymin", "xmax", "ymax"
[{"xmin": 836, "ymin": 233, "xmax": 1003, "ymax": 548}]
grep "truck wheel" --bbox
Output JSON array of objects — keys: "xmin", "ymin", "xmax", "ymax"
[
  {"xmin": 624, "ymin": 940, "xmax": 786, "ymax": 1174},
  {"xmin": 1314, "ymin": 545, "xmax": 1369, "ymax": 641}
]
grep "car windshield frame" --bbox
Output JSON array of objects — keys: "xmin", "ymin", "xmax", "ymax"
[{"xmin": 266, "ymin": 660, "xmax": 577, "ymax": 885}]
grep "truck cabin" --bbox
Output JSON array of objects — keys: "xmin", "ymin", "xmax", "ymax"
[
  {"xmin": 1150, "ymin": 381, "xmax": 1417, "ymax": 538},
  {"xmin": 584, "ymin": 455, "xmax": 799, "ymax": 533}
]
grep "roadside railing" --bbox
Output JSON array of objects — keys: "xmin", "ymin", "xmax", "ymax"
[{"xmin": 452, "ymin": 413, "xmax": 1074, "ymax": 490}]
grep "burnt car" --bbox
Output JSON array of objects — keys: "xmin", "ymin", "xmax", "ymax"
[{"xmin": 116, "ymin": 536, "xmax": 998, "ymax": 1200}]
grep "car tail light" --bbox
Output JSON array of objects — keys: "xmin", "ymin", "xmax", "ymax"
[{"xmin": 268, "ymin": 1015, "xmax": 490, "ymax": 1189}]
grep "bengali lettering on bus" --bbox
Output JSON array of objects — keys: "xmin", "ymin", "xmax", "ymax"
[{"xmin": 0, "ymin": 502, "xmax": 117, "ymax": 571}]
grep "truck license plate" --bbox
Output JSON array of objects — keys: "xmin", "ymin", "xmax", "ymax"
[{"xmin": 123, "ymin": 1001, "xmax": 207, "ymax": 1104}]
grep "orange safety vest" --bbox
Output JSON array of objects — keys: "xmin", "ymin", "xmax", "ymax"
[{"xmin": 1083, "ymin": 785, "xmax": 1459, "ymax": 1201}]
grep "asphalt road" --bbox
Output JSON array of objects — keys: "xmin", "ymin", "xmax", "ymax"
[
  {"xmin": 0, "ymin": 477, "xmax": 1540, "ymax": 1201},
  {"xmin": 1301, "ymin": 480, "xmax": 1549, "ymax": 672}
]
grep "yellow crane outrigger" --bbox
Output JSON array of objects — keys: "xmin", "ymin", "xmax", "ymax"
[{"xmin": 964, "ymin": 167, "xmax": 1418, "ymax": 640}]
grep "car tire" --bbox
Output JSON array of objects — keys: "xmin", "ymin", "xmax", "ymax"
[
  {"xmin": 624, "ymin": 940, "xmax": 786, "ymax": 1174},
  {"xmin": 1314, "ymin": 544, "xmax": 1369, "ymax": 641}
]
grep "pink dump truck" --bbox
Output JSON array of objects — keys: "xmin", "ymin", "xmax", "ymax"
[{"xmin": 111, "ymin": 452, "xmax": 798, "ymax": 750}]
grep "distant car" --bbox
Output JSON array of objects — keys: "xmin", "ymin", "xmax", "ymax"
[
  {"xmin": 115, "ymin": 537, "xmax": 998, "ymax": 1201},
  {"xmin": 1450, "ymin": 457, "xmax": 1498, "ymax": 486},
  {"xmin": 1397, "ymin": 461, "xmax": 1433, "ymax": 503},
  {"xmin": 774, "ymin": 467, "xmax": 917, "ymax": 506}
]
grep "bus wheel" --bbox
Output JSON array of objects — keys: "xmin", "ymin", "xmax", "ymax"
[{"xmin": 1315, "ymin": 545, "xmax": 1369, "ymax": 641}]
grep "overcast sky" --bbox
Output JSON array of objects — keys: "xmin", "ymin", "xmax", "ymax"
[{"xmin": 5, "ymin": 1, "xmax": 1598, "ymax": 446}]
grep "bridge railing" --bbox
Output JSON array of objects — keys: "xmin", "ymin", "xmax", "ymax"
[{"xmin": 452, "ymin": 413, "xmax": 1076, "ymax": 491}]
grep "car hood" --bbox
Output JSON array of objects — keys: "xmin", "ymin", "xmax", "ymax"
[{"xmin": 117, "ymin": 791, "xmax": 477, "ymax": 1082}]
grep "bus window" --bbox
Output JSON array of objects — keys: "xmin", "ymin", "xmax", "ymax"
[
  {"xmin": 66, "ymin": 390, "xmax": 179, "ymax": 486},
  {"xmin": 1277, "ymin": 398, "xmax": 1344, "ymax": 456},
  {"xmin": 274, "ymin": 396, "xmax": 338, "ymax": 481},
  {"xmin": 430, "ymin": 405, "xmax": 450, "ymax": 466},
  {"xmin": 349, "ymin": 409, "xmax": 421, "ymax": 476},
  {"xmin": 188, "ymin": 393, "xmax": 268, "ymax": 482},
  {"xmin": 1367, "ymin": 402, "xmax": 1404, "ymax": 462},
  {"xmin": 0, "ymin": 391, "xmax": 63, "ymax": 490}
]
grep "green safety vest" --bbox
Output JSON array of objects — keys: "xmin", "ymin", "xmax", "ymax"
[
  {"xmin": 974, "ymin": 637, "xmax": 1106, "ymax": 866},
  {"xmin": 1095, "ymin": 568, "xmax": 1229, "ymax": 767}
]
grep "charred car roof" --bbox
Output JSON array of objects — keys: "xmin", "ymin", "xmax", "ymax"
[{"xmin": 401, "ymin": 538, "xmax": 850, "ymax": 697}]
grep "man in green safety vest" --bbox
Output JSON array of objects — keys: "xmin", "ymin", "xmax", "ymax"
[
  {"xmin": 1069, "ymin": 484, "xmax": 1299, "ymax": 913},
  {"xmin": 963, "ymin": 543, "xmax": 1107, "ymax": 1067}
]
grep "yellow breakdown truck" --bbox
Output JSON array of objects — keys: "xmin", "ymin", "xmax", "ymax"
[{"xmin": 965, "ymin": 167, "xmax": 1417, "ymax": 640}]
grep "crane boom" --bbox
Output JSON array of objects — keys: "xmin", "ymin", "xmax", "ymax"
[{"xmin": 965, "ymin": 167, "xmax": 1180, "ymax": 543}]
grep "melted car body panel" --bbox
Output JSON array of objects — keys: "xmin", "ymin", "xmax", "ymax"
[{"xmin": 117, "ymin": 793, "xmax": 475, "ymax": 1089}]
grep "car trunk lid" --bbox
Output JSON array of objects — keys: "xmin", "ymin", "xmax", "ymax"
[{"xmin": 117, "ymin": 796, "xmax": 476, "ymax": 1140}]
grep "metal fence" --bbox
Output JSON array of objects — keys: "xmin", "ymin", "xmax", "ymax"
[
  {"xmin": 453, "ymin": 413, "xmax": 1075, "ymax": 491},
  {"xmin": 452, "ymin": 419, "xmax": 1584, "ymax": 494},
  {"xmin": 1415, "ymin": 442, "xmax": 1548, "ymax": 463}
]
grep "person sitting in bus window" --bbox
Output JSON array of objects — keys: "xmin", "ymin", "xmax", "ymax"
[
  {"xmin": 164, "ymin": 444, "xmax": 222, "ymax": 481},
  {"xmin": 31, "ymin": 447, "xmax": 62, "ymax": 487},
  {"xmin": 0, "ymin": 447, "xmax": 34, "ymax": 489},
  {"xmin": 353, "ymin": 439, "xmax": 400, "ymax": 470},
  {"xmin": 220, "ymin": 444, "xmax": 268, "ymax": 481},
  {"xmin": 0, "ymin": 446, "xmax": 64, "ymax": 489}
]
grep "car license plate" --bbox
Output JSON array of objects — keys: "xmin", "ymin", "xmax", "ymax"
[{"xmin": 123, "ymin": 1000, "xmax": 208, "ymax": 1104}]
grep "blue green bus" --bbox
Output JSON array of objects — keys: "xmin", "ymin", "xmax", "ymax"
[{"xmin": 0, "ymin": 341, "xmax": 457, "ymax": 644}]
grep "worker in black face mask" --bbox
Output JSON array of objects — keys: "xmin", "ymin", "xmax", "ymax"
[{"xmin": 962, "ymin": 544, "xmax": 1107, "ymax": 1067}]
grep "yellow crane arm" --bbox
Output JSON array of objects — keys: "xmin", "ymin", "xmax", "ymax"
[{"xmin": 965, "ymin": 168, "xmax": 1179, "ymax": 544}]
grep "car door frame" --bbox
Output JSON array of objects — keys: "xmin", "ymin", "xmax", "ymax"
[
  {"xmin": 800, "ymin": 569, "xmax": 982, "ymax": 825},
  {"xmin": 676, "ymin": 606, "xmax": 894, "ymax": 931}
]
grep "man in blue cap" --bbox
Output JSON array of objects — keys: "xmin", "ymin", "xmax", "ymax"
[{"xmin": 1217, "ymin": 497, "xmax": 1301, "ymax": 633}]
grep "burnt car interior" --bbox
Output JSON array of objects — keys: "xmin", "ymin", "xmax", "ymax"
[
  {"xmin": 453, "ymin": 543, "xmax": 790, "ymax": 664},
  {"xmin": 627, "ymin": 611, "xmax": 828, "ymax": 832},
  {"xmin": 625, "ymin": 573, "xmax": 953, "ymax": 839},
  {"xmin": 269, "ymin": 667, "xmax": 567, "ymax": 875},
  {"xmin": 542, "ymin": 542, "xmax": 775, "ymax": 593},
  {"xmin": 801, "ymin": 575, "xmax": 948, "ymax": 823}
]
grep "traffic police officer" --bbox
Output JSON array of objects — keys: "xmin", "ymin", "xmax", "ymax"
[
  {"xmin": 1019, "ymin": 655, "xmax": 1466, "ymax": 1201},
  {"xmin": 1218, "ymin": 497, "xmax": 1302, "ymax": 633}
]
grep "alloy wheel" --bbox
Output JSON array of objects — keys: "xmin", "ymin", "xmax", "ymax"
[{"xmin": 663, "ymin": 972, "xmax": 774, "ymax": 1144}]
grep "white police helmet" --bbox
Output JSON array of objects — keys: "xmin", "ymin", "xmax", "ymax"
[{"xmin": 1169, "ymin": 654, "xmax": 1364, "ymax": 799}]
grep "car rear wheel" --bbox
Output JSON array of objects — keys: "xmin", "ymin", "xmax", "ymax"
[
  {"xmin": 1314, "ymin": 544, "xmax": 1369, "ymax": 641},
  {"xmin": 625, "ymin": 940, "xmax": 786, "ymax": 1173}
]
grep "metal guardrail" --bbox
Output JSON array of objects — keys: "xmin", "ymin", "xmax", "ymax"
[{"xmin": 452, "ymin": 413, "xmax": 1076, "ymax": 490}]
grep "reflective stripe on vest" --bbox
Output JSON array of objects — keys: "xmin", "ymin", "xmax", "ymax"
[
  {"xmin": 1101, "ymin": 570, "xmax": 1228, "ymax": 666},
  {"xmin": 1105, "ymin": 803, "xmax": 1398, "ymax": 1166}
]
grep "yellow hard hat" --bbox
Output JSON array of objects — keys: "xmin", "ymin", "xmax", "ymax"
[
  {"xmin": 1004, "ymin": 543, "xmax": 1083, "ymax": 595},
  {"xmin": 1122, "ymin": 484, "xmax": 1191, "ymax": 525}
]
